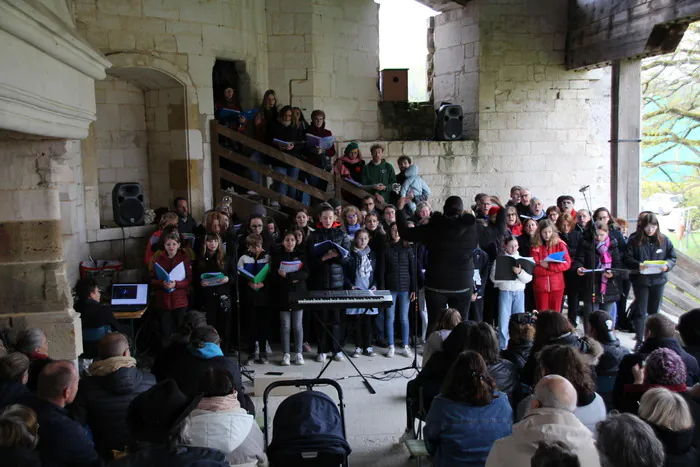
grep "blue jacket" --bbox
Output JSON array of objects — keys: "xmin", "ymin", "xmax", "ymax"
[
  {"xmin": 424, "ymin": 392, "xmax": 513, "ymax": 467},
  {"xmin": 19, "ymin": 394, "xmax": 103, "ymax": 467}
]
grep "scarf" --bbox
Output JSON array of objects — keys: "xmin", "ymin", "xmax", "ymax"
[
  {"xmin": 88, "ymin": 356, "xmax": 136, "ymax": 376},
  {"xmin": 354, "ymin": 246, "xmax": 372, "ymax": 279},
  {"xmin": 187, "ymin": 342, "xmax": 224, "ymax": 360},
  {"xmin": 196, "ymin": 393, "xmax": 241, "ymax": 412},
  {"xmin": 347, "ymin": 223, "xmax": 361, "ymax": 237},
  {"xmin": 596, "ymin": 235, "xmax": 613, "ymax": 295}
]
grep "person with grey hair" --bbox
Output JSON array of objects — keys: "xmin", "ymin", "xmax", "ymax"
[
  {"xmin": 595, "ymin": 413, "xmax": 665, "ymax": 467},
  {"xmin": 0, "ymin": 353, "xmax": 30, "ymax": 408},
  {"xmin": 14, "ymin": 328, "xmax": 51, "ymax": 392},
  {"xmin": 531, "ymin": 440, "xmax": 581, "ymax": 467},
  {"xmin": 486, "ymin": 375, "xmax": 600, "ymax": 467},
  {"xmin": 638, "ymin": 387, "xmax": 699, "ymax": 466}
]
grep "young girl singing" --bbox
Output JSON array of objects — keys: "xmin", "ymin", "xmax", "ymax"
[
  {"xmin": 150, "ymin": 231, "xmax": 193, "ymax": 348},
  {"xmin": 530, "ymin": 219, "xmax": 572, "ymax": 312},
  {"xmin": 342, "ymin": 205, "xmax": 363, "ymax": 240},
  {"xmin": 344, "ymin": 229, "xmax": 379, "ymax": 358},
  {"xmin": 195, "ymin": 232, "xmax": 234, "ymax": 349},
  {"xmin": 490, "ymin": 237, "xmax": 533, "ymax": 350},
  {"xmin": 271, "ymin": 230, "xmax": 308, "ymax": 366}
]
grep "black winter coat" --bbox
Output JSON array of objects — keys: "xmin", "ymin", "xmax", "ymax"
[
  {"xmin": 195, "ymin": 252, "xmax": 235, "ymax": 303},
  {"xmin": 306, "ymin": 224, "xmax": 350, "ymax": 290},
  {"xmin": 595, "ymin": 339, "xmax": 630, "ymax": 377},
  {"xmin": 0, "ymin": 380, "xmax": 28, "ymax": 409},
  {"xmin": 573, "ymin": 234, "xmax": 624, "ymax": 304},
  {"xmin": 517, "ymin": 234, "xmax": 533, "ymax": 258},
  {"xmin": 19, "ymin": 394, "xmax": 103, "ymax": 467},
  {"xmin": 651, "ymin": 423, "xmax": 700, "ymax": 467},
  {"xmin": 488, "ymin": 359, "xmax": 517, "ymax": 400},
  {"xmin": 270, "ymin": 248, "xmax": 308, "ymax": 310},
  {"xmin": 639, "ymin": 337, "xmax": 700, "ymax": 385},
  {"xmin": 560, "ymin": 230, "xmax": 582, "ymax": 293},
  {"xmin": 72, "ymin": 365, "xmax": 156, "ymax": 460},
  {"xmin": 478, "ymin": 208, "xmax": 508, "ymax": 261},
  {"xmin": 501, "ymin": 341, "xmax": 533, "ymax": 374},
  {"xmin": 380, "ymin": 241, "xmax": 415, "ymax": 292},
  {"xmin": 0, "ymin": 446, "xmax": 41, "ymax": 467},
  {"xmin": 367, "ymin": 228, "xmax": 387, "ymax": 253},
  {"xmin": 623, "ymin": 233, "xmax": 677, "ymax": 286},
  {"xmin": 397, "ymin": 210, "xmax": 478, "ymax": 292},
  {"xmin": 110, "ymin": 446, "xmax": 228, "ymax": 467},
  {"xmin": 344, "ymin": 249, "xmax": 378, "ymax": 290},
  {"xmin": 472, "ymin": 247, "xmax": 490, "ymax": 296}
]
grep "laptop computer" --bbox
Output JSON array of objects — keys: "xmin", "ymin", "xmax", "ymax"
[{"xmin": 110, "ymin": 284, "xmax": 149, "ymax": 312}]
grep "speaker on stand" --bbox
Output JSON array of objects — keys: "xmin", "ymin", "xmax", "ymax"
[
  {"xmin": 435, "ymin": 103, "xmax": 463, "ymax": 141},
  {"xmin": 112, "ymin": 182, "xmax": 145, "ymax": 227}
]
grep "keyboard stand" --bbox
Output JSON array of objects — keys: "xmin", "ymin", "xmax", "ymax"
[{"xmin": 314, "ymin": 308, "xmax": 376, "ymax": 395}]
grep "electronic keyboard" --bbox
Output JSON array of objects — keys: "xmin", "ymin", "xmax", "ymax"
[{"xmin": 289, "ymin": 290, "xmax": 393, "ymax": 309}]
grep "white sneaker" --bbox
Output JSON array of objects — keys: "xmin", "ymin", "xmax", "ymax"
[
  {"xmin": 295, "ymin": 353, "xmax": 305, "ymax": 365},
  {"xmin": 316, "ymin": 353, "xmax": 327, "ymax": 363},
  {"xmin": 386, "ymin": 345, "xmax": 395, "ymax": 358},
  {"xmin": 365, "ymin": 347, "xmax": 377, "ymax": 357},
  {"xmin": 270, "ymin": 201, "xmax": 280, "ymax": 209},
  {"xmin": 246, "ymin": 190, "xmax": 259, "ymax": 196},
  {"xmin": 333, "ymin": 352, "xmax": 344, "ymax": 362},
  {"xmin": 281, "ymin": 353, "xmax": 291, "ymax": 366},
  {"xmin": 265, "ymin": 341, "xmax": 272, "ymax": 354},
  {"xmin": 401, "ymin": 345, "xmax": 413, "ymax": 358},
  {"xmin": 352, "ymin": 347, "xmax": 362, "ymax": 358},
  {"xmin": 254, "ymin": 342, "xmax": 260, "ymax": 354}
]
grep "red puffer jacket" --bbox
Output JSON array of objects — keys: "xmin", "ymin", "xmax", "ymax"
[
  {"xmin": 530, "ymin": 240, "xmax": 571, "ymax": 292},
  {"xmin": 151, "ymin": 249, "xmax": 192, "ymax": 310}
]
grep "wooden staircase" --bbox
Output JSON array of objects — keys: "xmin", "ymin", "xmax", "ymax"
[
  {"xmin": 210, "ymin": 121, "xmax": 373, "ymax": 217},
  {"xmin": 661, "ymin": 251, "xmax": 700, "ymax": 318}
]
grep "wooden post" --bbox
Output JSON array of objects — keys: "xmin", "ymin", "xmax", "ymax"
[
  {"xmin": 210, "ymin": 120, "xmax": 221, "ymax": 206},
  {"xmin": 610, "ymin": 59, "xmax": 642, "ymax": 227},
  {"xmin": 334, "ymin": 172, "xmax": 343, "ymax": 201}
]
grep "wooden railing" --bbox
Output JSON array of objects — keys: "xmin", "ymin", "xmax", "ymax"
[
  {"xmin": 662, "ymin": 250, "xmax": 700, "ymax": 318},
  {"xmin": 211, "ymin": 121, "xmax": 372, "ymax": 210}
]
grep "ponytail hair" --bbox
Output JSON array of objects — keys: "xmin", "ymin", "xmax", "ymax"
[{"xmin": 440, "ymin": 351, "xmax": 497, "ymax": 406}]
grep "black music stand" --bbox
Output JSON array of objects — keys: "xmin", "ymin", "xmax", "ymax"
[
  {"xmin": 314, "ymin": 307, "xmax": 377, "ymax": 394},
  {"xmin": 232, "ymin": 233, "xmax": 254, "ymax": 384}
]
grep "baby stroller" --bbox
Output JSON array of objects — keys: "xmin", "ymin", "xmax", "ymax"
[{"xmin": 263, "ymin": 378, "xmax": 351, "ymax": 467}]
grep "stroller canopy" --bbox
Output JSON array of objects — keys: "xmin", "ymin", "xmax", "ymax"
[{"xmin": 268, "ymin": 390, "xmax": 351, "ymax": 459}]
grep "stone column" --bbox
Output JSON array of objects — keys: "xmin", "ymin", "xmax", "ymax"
[
  {"xmin": 610, "ymin": 59, "xmax": 642, "ymax": 225},
  {"xmin": 0, "ymin": 132, "xmax": 83, "ymax": 360}
]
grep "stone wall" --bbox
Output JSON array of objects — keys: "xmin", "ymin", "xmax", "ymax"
[
  {"xmin": 95, "ymin": 76, "xmax": 150, "ymax": 223},
  {"xmin": 431, "ymin": 0, "xmax": 612, "ymax": 208},
  {"xmin": 266, "ymin": 0, "xmax": 380, "ymax": 141}
]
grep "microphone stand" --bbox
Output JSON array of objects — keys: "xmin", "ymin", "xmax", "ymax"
[
  {"xmin": 232, "ymin": 232, "xmax": 255, "ymax": 383},
  {"xmin": 384, "ymin": 241, "xmax": 421, "ymax": 375},
  {"xmin": 579, "ymin": 186, "xmax": 597, "ymax": 335}
]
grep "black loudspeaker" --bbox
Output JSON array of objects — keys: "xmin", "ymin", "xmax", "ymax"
[
  {"xmin": 112, "ymin": 183, "xmax": 145, "ymax": 227},
  {"xmin": 436, "ymin": 104, "xmax": 463, "ymax": 141}
]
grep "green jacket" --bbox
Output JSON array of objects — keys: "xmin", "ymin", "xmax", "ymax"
[{"xmin": 361, "ymin": 159, "xmax": 396, "ymax": 201}]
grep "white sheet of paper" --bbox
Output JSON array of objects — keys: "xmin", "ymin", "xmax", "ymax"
[{"xmin": 169, "ymin": 261, "xmax": 186, "ymax": 281}]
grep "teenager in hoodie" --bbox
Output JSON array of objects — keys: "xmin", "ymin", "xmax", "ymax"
[
  {"xmin": 396, "ymin": 156, "xmax": 430, "ymax": 214},
  {"xmin": 306, "ymin": 203, "xmax": 351, "ymax": 363},
  {"xmin": 396, "ymin": 195, "xmax": 478, "ymax": 332},
  {"xmin": 362, "ymin": 144, "xmax": 396, "ymax": 205},
  {"xmin": 490, "ymin": 237, "xmax": 533, "ymax": 350}
]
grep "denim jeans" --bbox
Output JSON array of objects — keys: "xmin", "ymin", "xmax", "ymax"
[
  {"xmin": 249, "ymin": 151, "xmax": 266, "ymax": 185},
  {"xmin": 387, "ymin": 291, "xmax": 410, "ymax": 346},
  {"xmin": 301, "ymin": 174, "xmax": 319, "ymax": 206},
  {"xmin": 274, "ymin": 166, "xmax": 299, "ymax": 199},
  {"xmin": 280, "ymin": 310, "xmax": 303, "ymax": 354},
  {"xmin": 497, "ymin": 290, "xmax": 525, "ymax": 350}
]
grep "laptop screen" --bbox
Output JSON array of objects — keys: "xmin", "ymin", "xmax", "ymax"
[{"xmin": 111, "ymin": 284, "xmax": 148, "ymax": 306}]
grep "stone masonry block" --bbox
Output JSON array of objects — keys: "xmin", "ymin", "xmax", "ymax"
[
  {"xmin": 402, "ymin": 141, "xmax": 421, "ymax": 157},
  {"xmin": 176, "ymin": 35, "xmax": 203, "ymax": 54}
]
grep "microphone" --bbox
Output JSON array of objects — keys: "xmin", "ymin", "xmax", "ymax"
[{"xmin": 578, "ymin": 185, "xmax": 590, "ymax": 193}]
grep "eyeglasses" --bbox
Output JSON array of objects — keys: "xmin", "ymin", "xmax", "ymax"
[
  {"xmin": 507, "ymin": 213, "xmax": 517, "ymax": 217},
  {"xmin": 348, "ymin": 214, "xmax": 358, "ymax": 219},
  {"xmin": 250, "ymin": 224, "xmax": 263, "ymax": 229}
]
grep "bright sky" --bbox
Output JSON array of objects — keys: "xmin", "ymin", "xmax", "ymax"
[{"xmin": 375, "ymin": 0, "xmax": 438, "ymax": 102}]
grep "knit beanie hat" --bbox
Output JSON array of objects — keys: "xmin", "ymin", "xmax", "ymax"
[
  {"xmin": 645, "ymin": 348, "xmax": 687, "ymax": 386},
  {"xmin": 443, "ymin": 196, "xmax": 464, "ymax": 216},
  {"xmin": 488, "ymin": 206, "xmax": 500, "ymax": 216},
  {"xmin": 344, "ymin": 142, "xmax": 359, "ymax": 155}
]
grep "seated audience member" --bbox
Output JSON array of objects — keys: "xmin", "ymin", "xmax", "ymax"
[
  {"xmin": 74, "ymin": 277, "xmax": 121, "ymax": 358},
  {"xmin": 556, "ymin": 195, "xmax": 577, "ymax": 219},
  {"xmin": 362, "ymin": 143, "xmax": 396, "ymax": 205},
  {"xmin": 595, "ymin": 413, "xmax": 665, "ymax": 467},
  {"xmin": 425, "ymin": 351, "xmax": 513, "ymax": 466},
  {"xmin": 20, "ymin": 361, "xmax": 103, "ymax": 467},
  {"xmin": 517, "ymin": 345, "xmax": 606, "ymax": 434},
  {"xmin": 396, "ymin": 156, "xmax": 430, "ymax": 214},
  {"xmin": 187, "ymin": 368, "xmax": 266, "ymax": 466},
  {"xmin": 71, "ymin": 333, "xmax": 156, "ymax": 460},
  {"xmin": 516, "ymin": 187, "xmax": 534, "ymax": 218},
  {"xmin": 486, "ymin": 375, "xmax": 600, "ymax": 467},
  {"xmin": 160, "ymin": 326, "xmax": 251, "ymax": 414},
  {"xmin": 613, "ymin": 314, "xmax": 699, "ymax": 409},
  {"xmin": 0, "ymin": 404, "xmax": 41, "ymax": 467},
  {"xmin": 401, "ymin": 322, "xmax": 475, "ymax": 440},
  {"xmin": 0, "ymin": 353, "xmax": 30, "ymax": 408},
  {"xmin": 174, "ymin": 197, "xmax": 197, "ymax": 235},
  {"xmin": 506, "ymin": 205, "xmax": 523, "ymax": 235},
  {"xmin": 467, "ymin": 322, "xmax": 517, "ymax": 400},
  {"xmin": 421, "ymin": 308, "xmax": 461, "ymax": 366},
  {"xmin": 110, "ymin": 380, "xmax": 228, "ymax": 467},
  {"xmin": 521, "ymin": 311, "xmax": 602, "ymax": 390},
  {"xmin": 638, "ymin": 387, "xmax": 699, "ymax": 467},
  {"xmin": 145, "ymin": 211, "xmax": 179, "ymax": 265},
  {"xmin": 678, "ymin": 308, "xmax": 700, "ymax": 365},
  {"xmin": 531, "ymin": 441, "xmax": 581, "ymax": 467},
  {"xmin": 151, "ymin": 311, "xmax": 207, "ymax": 381},
  {"xmin": 506, "ymin": 185, "xmax": 521, "ymax": 208},
  {"xmin": 588, "ymin": 310, "xmax": 628, "ymax": 410},
  {"xmin": 15, "ymin": 328, "xmax": 52, "ymax": 392},
  {"xmin": 501, "ymin": 312, "xmax": 536, "ymax": 375}
]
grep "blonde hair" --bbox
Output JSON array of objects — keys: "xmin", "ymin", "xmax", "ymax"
[
  {"xmin": 639, "ymin": 387, "xmax": 694, "ymax": 431},
  {"xmin": 531, "ymin": 219, "xmax": 562, "ymax": 248},
  {"xmin": 159, "ymin": 211, "xmax": 179, "ymax": 230},
  {"xmin": 342, "ymin": 205, "xmax": 362, "ymax": 225}
]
